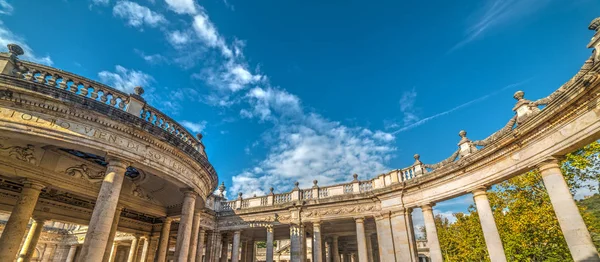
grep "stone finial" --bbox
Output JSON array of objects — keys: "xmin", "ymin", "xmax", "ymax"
[
  {"xmin": 134, "ymin": 86, "xmax": 144, "ymax": 96},
  {"xmin": 238, "ymin": 192, "xmax": 243, "ymax": 199},
  {"xmin": 7, "ymin": 44, "xmax": 24, "ymax": 56},
  {"xmin": 413, "ymin": 154, "xmax": 422, "ymax": 165},
  {"xmin": 294, "ymin": 181, "xmax": 300, "ymax": 189},
  {"xmin": 313, "ymin": 180, "xmax": 318, "ymax": 188},
  {"xmin": 352, "ymin": 174, "xmax": 358, "ymax": 181},
  {"xmin": 269, "ymin": 187, "xmax": 274, "ymax": 195},
  {"xmin": 513, "ymin": 91, "xmax": 524, "ymax": 101},
  {"xmin": 589, "ymin": 17, "xmax": 600, "ymax": 31},
  {"xmin": 218, "ymin": 182, "xmax": 226, "ymax": 196},
  {"xmin": 196, "ymin": 133, "xmax": 203, "ymax": 141}
]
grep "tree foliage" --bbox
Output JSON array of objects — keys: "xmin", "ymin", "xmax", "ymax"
[{"xmin": 434, "ymin": 141, "xmax": 600, "ymax": 261}]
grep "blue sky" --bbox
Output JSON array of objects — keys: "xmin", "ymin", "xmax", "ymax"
[{"xmin": 0, "ymin": 0, "xmax": 598, "ymax": 223}]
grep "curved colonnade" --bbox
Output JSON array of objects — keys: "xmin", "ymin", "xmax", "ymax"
[
  {"xmin": 0, "ymin": 16, "xmax": 599, "ymax": 262},
  {"xmin": 212, "ymin": 17, "xmax": 600, "ymax": 262}
]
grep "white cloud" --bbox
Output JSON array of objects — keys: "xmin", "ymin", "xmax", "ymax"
[
  {"xmin": 0, "ymin": 0, "xmax": 14, "ymax": 15},
  {"xmin": 434, "ymin": 210, "xmax": 458, "ymax": 224},
  {"xmin": 450, "ymin": 0, "xmax": 554, "ymax": 52},
  {"xmin": 98, "ymin": 65, "xmax": 154, "ymax": 93},
  {"xmin": 230, "ymin": 113, "xmax": 396, "ymax": 196},
  {"xmin": 167, "ymin": 30, "xmax": 192, "ymax": 46},
  {"xmin": 181, "ymin": 120, "xmax": 207, "ymax": 133},
  {"xmin": 192, "ymin": 13, "xmax": 232, "ymax": 57},
  {"xmin": 134, "ymin": 49, "xmax": 165, "ymax": 64},
  {"xmin": 113, "ymin": 1, "xmax": 166, "ymax": 28},
  {"xmin": 399, "ymin": 88, "xmax": 419, "ymax": 126},
  {"xmin": 0, "ymin": 21, "xmax": 52, "ymax": 65},
  {"xmin": 165, "ymin": 0, "xmax": 198, "ymax": 15},
  {"xmin": 242, "ymin": 87, "xmax": 301, "ymax": 121},
  {"xmin": 373, "ymin": 131, "xmax": 394, "ymax": 142}
]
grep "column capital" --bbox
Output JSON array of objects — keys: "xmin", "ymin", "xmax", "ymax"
[
  {"xmin": 106, "ymin": 157, "xmax": 131, "ymax": 169},
  {"xmin": 421, "ymin": 203, "xmax": 435, "ymax": 211},
  {"xmin": 354, "ymin": 217, "xmax": 365, "ymax": 223},
  {"xmin": 375, "ymin": 211, "xmax": 390, "ymax": 220},
  {"xmin": 22, "ymin": 179, "xmax": 46, "ymax": 191},
  {"xmin": 471, "ymin": 186, "xmax": 489, "ymax": 197},
  {"xmin": 537, "ymin": 157, "xmax": 562, "ymax": 173},
  {"xmin": 32, "ymin": 216, "xmax": 48, "ymax": 223},
  {"xmin": 163, "ymin": 216, "xmax": 174, "ymax": 223},
  {"xmin": 181, "ymin": 188, "xmax": 199, "ymax": 198},
  {"xmin": 313, "ymin": 220, "xmax": 322, "ymax": 227}
]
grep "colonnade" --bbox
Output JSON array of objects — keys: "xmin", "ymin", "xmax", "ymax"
[{"xmin": 0, "ymin": 158, "xmax": 210, "ymax": 262}]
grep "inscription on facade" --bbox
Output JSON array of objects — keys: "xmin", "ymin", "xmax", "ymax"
[{"xmin": 0, "ymin": 106, "xmax": 192, "ymax": 176}]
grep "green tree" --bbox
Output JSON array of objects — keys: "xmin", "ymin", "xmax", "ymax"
[{"xmin": 434, "ymin": 141, "xmax": 600, "ymax": 261}]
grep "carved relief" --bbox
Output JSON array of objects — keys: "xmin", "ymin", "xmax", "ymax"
[
  {"xmin": 0, "ymin": 144, "xmax": 36, "ymax": 164},
  {"xmin": 131, "ymin": 183, "xmax": 156, "ymax": 203},
  {"xmin": 64, "ymin": 164, "xmax": 104, "ymax": 183},
  {"xmin": 301, "ymin": 205, "xmax": 380, "ymax": 218}
]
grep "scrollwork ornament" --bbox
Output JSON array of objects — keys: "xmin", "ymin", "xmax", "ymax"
[
  {"xmin": 64, "ymin": 164, "xmax": 104, "ymax": 183},
  {"xmin": 0, "ymin": 144, "xmax": 36, "ymax": 164}
]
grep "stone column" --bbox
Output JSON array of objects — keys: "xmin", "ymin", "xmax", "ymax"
[
  {"xmin": 231, "ymin": 231, "xmax": 242, "ymax": 262},
  {"xmin": 0, "ymin": 180, "xmax": 45, "ymax": 261},
  {"xmin": 17, "ymin": 216, "xmax": 47, "ymax": 262},
  {"xmin": 175, "ymin": 190, "xmax": 198, "ymax": 261},
  {"xmin": 40, "ymin": 243, "xmax": 56, "ymax": 262},
  {"xmin": 539, "ymin": 159, "xmax": 600, "ymax": 261},
  {"xmin": 313, "ymin": 222, "xmax": 323, "ymax": 262},
  {"xmin": 365, "ymin": 234, "xmax": 373, "ymax": 262},
  {"xmin": 422, "ymin": 205, "xmax": 442, "ymax": 262},
  {"xmin": 205, "ymin": 232, "xmax": 214, "ymax": 262},
  {"xmin": 80, "ymin": 159, "xmax": 130, "ymax": 262},
  {"xmin": 246, "ymin": 240, "xmax": 255, "ymax": 262},
  {"xmin": 301, "ymin": 225, "xmax": 307, "ymax": 262},
  {"xmin": 331, "ymin": 236, "xmax": 340, "ymax": 262},
  {"xmin": 65, "ymin": 245, "xmax": 78, "ymax": 262},
  {"xmin": 103, "ymin": 205, "xmax": 123, "ymax": 262},
  {"xmin": 241, "ymin": 240, "xmax": 247, "ymax": 262},
  {"xmin": 189, "ymin": 212, "xmax": 203, "ymax": 262},
  {"xmin": 146, "ymin": 236, "xmax": 159, "ymax": 262},
  {"xmin": 139, "ymin": 237, "xmax": 150, "ymax": 262},
  {"xmin": 472, "ymin": 187, "xmax": 507, "ymax": 262},
  {"xmin": 290, "ymin": 224, "xmax": 302, "ymax": 262},
  {"xmin": 109, "ymin": 242, "xmax": 119, "ymax": 262},
  {"xmin": 354, "ymin": 218, "xmax": 368, "ymax": 262},
  {"xmin": 155, "ymin": 217, "xmax": 173, "ymax": 262},
  {"xmin": 266, "ymin": 226, "xmax": 274, "ymax": 262},
  {"xmin": 127, "ymin": 235, "xmax": 140, "ymax": 262},
  {"xmin": 405, "ymin": 209, "xmax": 418, "ymax": 261},
  {"xmin": 196, "ymin": 229, "xmax": 206, "ymax": 262},
  {"xmin": 213, "ymin": 232, "xmax": 223, "ymax": 262},
  {"xmin": 220, "ymin": 233, "xmax": 230, "ymax": 262},
  {"xmin": 374, "ymin": 213, "xmax": 395, "ymax": 262},
  {"xmin": 389, "ymin": 210, "xmax": 412, "ymax": 262}
]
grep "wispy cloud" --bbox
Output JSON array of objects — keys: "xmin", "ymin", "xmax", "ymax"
[
  {"xmin": 113, "ymin": 1, "xmax": 166, "ymax": 28},
  {"xmin": 392, "ymin": 79, "xmax": 529, "ymax": 134},
  {"xmin": 181, "ymin": 120, "xmax": 207, "ymax": 133},
  {"xmin": 0, "ymin": 21, "xmax": 52, "ymax": 65},
  {"xmin": 0, "ymin": 0, "xmax": 14, "ymax": 15},
  {"xmin": 98, "ymin": 65, "xmax": 155, "ymax": 94},
  {"xmin": 450, "ymin": 0, "xmax": 554, "ymax": 52}
]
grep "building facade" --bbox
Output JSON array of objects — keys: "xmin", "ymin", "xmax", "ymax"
[{"xmin": 1, "ymin": 16, "xmax": 600, "ymax": 262}]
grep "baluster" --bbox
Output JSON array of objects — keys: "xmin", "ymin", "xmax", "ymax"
[
  {"xmin": 100, "ymin": 90, "xmax": 108, "ymax": 103},
  {"xmin": 24, "ymin": 70, "xmax": 34, "ymax": 81},
  {"xmin": 109, "ymin": 96, "xmax": 117, "ymax": 106},
  {"xmin": 35, "ymin": 72, "xmax": 46, "ymax": 83},
  {"xmin": 59, "ymin": 78, "xmax": 69, "ymax": 90},
  {"xmin": 79, "ymin": 85, "xmax": 89, "ymax": 97},
  {"xmin": 70, "ymin": 82, "xmax": 80, "ymax": 94},
  {"xmin": 118, "ymin": 97, "xmax": 126, "ymax": 109},
  {"xmin": 90, "ymin": 87, "xmax": 100, "ymax": 99},
  {"xmin": 47, "ymin": 74, "xmax": 58, "ymax": 87},
  {"xmin": 158, "ymin": 118, "xmax": 165, "ymax": 128}
]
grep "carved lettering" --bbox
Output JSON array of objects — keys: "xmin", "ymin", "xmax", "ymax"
[{"xmin": 0, "ymin": 106, "xmax": 193, "ymax": 176}]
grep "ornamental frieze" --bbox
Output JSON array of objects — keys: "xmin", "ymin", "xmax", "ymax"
[
  {"xmin": 301, "ymin": 205, "xmax": 381, "ymax": 218},
  {"xmin": 0, "ymin": 144, "xmax": 36, "ymax": 164},
  {"xmin": 64, "ymin": 164, "xmax": 104, "ymax": 183}
]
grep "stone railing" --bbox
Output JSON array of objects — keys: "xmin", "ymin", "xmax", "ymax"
[
  {"xmin": 216, "ymin": 159, "xmax": 429, "ymax": 211},
  {"xmin": 0, "ymin": 44, "xmax": 208, "ymax": 158}
]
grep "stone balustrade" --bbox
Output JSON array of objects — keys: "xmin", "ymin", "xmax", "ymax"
[{"xmin": 0, "ymin": 44, "xmax": 207, "ymax": 159}]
